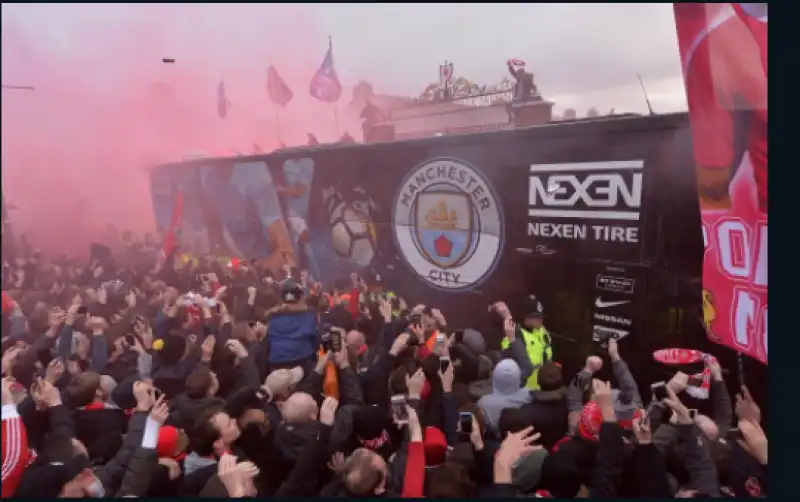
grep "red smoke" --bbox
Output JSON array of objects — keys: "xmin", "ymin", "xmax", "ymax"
[{"xmin": 2, "ymin": 4, "xmax": 367, "ymax": 256}]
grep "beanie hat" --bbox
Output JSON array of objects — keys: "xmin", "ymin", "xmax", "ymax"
[
  {"xmin": 578, "ymin": 400, "xmax": 643, "ymax": 441},
  {"xmin": 281, "ymin": 280, "xmax": 303, "ymax": 303},
  {"xmin": 157, "ymin": 426, "xmax": 188, "ymax": 461},
  {"xmin": 462, "ymin": 329, "xmax": 486, "ymax": 355},
  {"xmin": 577, "ymin": 402, "xmax": 603, "ymax": 441},
  {"xmin": 353, "ymin": 405, "xmax": 387, "ymax": 441},
  {"xmin": 512, "ymin": 448, "xmax": 549, "ymax": 494},
  {"xmin": 423, "ymin": 426, "xmax": 448, "ymax": 467}
]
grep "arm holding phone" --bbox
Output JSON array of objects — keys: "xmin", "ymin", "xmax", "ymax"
[
  {"xmin": 707, "ymin": 359, "xmax": 733, "ymax": 437},
  {"xmin": 665, "ymin": 387, "xmax": 721, "ymax": 496},
  {"xmin": 608, "ymin": 339, "xmax": 642, "ymax": 408}
]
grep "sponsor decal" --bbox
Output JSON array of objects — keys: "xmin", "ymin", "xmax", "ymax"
[
  {"xmin": 527, "ymin": 160, "xmax": 643, "ymax": 244},
  {"xmin": 596, "ymin": 275, "xmax": 635, "ymax": 295},
  {"xmin": 593, "ymin": 313, "xmax": 633, "ymax": 327},
  {"xmin": 594, "ymin": 297, "xmax": 631, "ymax": 309},
  {"xmin": 592, "ymin": 325, "xmax": 630, "ymax": 342},
  {"xmin": 392, "ymin": 157, "xmax": 504, "ymax": 291}
]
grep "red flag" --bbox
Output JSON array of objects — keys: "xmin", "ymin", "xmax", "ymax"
[
  {"xmin": 267, "ymin": 65, "xmax": 293, "ymax": 107},
  {"xmin": 730, "ymin": 3, "xmax": 767, "ymax": 73},
  {"xmin": 155, "ymin": 191, "xmax": 184, "ymax": 273},
  {"xmin": 674, "ymin": 3, "xmax": 767, "ymax": 364}
]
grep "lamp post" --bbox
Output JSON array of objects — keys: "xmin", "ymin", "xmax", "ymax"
[{"xmin": 1, "ymin": 82, "xmax": 35, "ymax": 259}]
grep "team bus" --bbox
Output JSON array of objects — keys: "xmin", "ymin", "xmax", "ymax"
[{"xmin": 151, "ymin": 112, "xmax": 761, "ymax": 392}]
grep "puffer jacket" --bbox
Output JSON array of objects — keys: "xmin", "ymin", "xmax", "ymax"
[{"xmin": 265, "ymin": 303, "xmax": 320, "ymax": 365}]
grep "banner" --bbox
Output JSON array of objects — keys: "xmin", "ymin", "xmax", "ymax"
[
  {"xmin": 674, "ymin": 3, "xmax": 768, "ymax": 363},
  {"xmin": 155, "ymin": 190, "xmax": 184, "ymax": 273},
  {"xmin": 309, "ymin": 37, "xmax": 342, "ymax": 103}
]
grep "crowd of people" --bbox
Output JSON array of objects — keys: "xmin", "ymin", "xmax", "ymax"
[{"xmin": 1, "ymin": 249, "xmax": 768, "ymax": 498}]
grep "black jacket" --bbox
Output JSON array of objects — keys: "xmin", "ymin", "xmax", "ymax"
[{"xmin": 519, "ymin": 389, "xmax": 569, "ymax": 452}]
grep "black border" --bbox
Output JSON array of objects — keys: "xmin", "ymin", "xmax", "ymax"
[{"xmin": 768, "ymin": 2, "xmax": 795, "ymax": 497}]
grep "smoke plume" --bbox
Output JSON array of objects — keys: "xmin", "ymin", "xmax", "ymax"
[{"xmin": 2, "ymin": 3, "xmax": 368, "ymax": 254}]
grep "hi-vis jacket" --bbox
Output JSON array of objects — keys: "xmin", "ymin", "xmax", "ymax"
[{"xmin": 501, "ymin": 326, "xmax": 553, "ymax": 390}]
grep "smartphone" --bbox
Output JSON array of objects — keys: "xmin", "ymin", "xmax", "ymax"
[
  {"xmin": 76, "ymin": 306, "xmax": 88, "ymax": 315},
  {"xmin": 433, "ymin": 333, "xmax": 447, "ymax": 353},
  {"xmin": 458, "ymin": 412, "xmax": 473, "ymax": 436},
  {"xmin": 686, "ymin": 376, "xmax": 705, "ymax": 387},
  {"xmin": 688, "ymin": 409, "xmax": 698, "ymax": 420},
  {"xmin": 726, "ymin": 428, "xmax": 743, "ymax": 441},
  {"xmin": 124, "ymin": 334, "xmax": 136, "ymax": 346},
  {"xmin": 651, "ymin": 382, "xmax": 669, "ymax": 401},
  {"xmin": 440, "ymin": 357, "xmax": 451, "ymax": 373},
  {"xmin": 391, "ymin": 395, "xmax": 408, "ymax": 423},
  {"xmin": 331, "ymin": 330, "xmax": 342, "ymax": 353}
]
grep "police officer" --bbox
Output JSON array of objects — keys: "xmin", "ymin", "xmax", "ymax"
[{"xmin": 499, "ymin": 295, "xmax": 553, "ymax": 391}]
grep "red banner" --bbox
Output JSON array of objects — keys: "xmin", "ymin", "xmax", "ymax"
[
  {"xmin": 674, "ymin": 3, "xmax": 767, "ymax": 363},
  {"xmin": 155, "ymin": 190, "xmax": 184, "ymax": 273}
]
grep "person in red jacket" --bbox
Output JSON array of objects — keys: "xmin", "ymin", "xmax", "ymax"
[{"xmin": 2, "ymin": 377, "xmax": 32, "ymax": 498}]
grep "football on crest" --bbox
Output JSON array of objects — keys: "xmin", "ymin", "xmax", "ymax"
[{"xmin": 330, "ymin": 206, "xmax": 377, "ymax": 266}]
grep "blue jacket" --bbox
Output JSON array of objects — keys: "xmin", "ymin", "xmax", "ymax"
[{"xmin": 266, "ymin": 304, "xmax": 319, "ymax": 365}]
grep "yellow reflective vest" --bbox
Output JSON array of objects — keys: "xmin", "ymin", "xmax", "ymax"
[{"xmin": 501, "ymin": 326, "xmax": 553, "ymax": 390}]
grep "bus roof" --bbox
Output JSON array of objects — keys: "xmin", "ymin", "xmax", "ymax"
[{"xmin": 153, "ymin": 111, "xmax": 689, "ymax": 172}]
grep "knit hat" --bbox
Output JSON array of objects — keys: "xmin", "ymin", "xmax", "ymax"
[
  {"xmin": 462, "ymin": 329, "xmax": 486, "ymax": 355},
  {"xmin": 264, "ymin": 367, "xmax": 304, "ymax": 399},
  {"xmin": 353, "ymin": 405, "xmax": 388, "ymax": 442},
  {"xmin": 577, "ymin": 400, "xmax": 643, "ymax": 441},
  {"xmin": 281, "ymin": 280, "xmax": 303, "ymax": 303},
  {"xmin": 14, "ymin": 456, "xmax": 91, "ymax": 498},
  {"xmin": 157, "ymin": 426, "xmax": 189, "ymax": 460},
  {"xmin": 512, "ymin": 449, "xmax": 549, "ymax": 493},
  {"xmin": 423, "ymin": 426, "xmax": 448, "ymax": 467}
]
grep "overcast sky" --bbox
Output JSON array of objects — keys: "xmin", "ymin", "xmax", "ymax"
[
  {"xmin": 3, "ymin": 3, "xmax": 687, "ymax": 116},
  {"xmin": 313, "ymin": 3, "xmax": 688, "ymax": 114}
]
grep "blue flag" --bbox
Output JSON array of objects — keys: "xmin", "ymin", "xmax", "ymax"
[
  {"xmin": 217, "ymin": 78, "xmax": 231, "ymax": 119},
  {"xmin": 309, "ymin": 38, "xmax": 342, "ymax": 103}
]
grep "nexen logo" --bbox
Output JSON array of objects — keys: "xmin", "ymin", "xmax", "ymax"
[{"xmin": 528, "ymin": 160, "xmax": 644, "ymax": 221}]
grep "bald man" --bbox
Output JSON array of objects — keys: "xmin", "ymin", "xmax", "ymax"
[{"xmin": 281, "ymin": 392, "xmax": 318, "ymax": 425}]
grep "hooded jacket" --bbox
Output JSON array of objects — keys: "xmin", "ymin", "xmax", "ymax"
[
  {"xmin": 181, "ymin": 452, "xmax": 218, "ymax": 497},
  {"xmin": 266, "ymin": 303, "xmax": 319, "ymax": 365},
  {"xmin": 477, "ymin": 359, "xmax": 532, "ymax": 433}
]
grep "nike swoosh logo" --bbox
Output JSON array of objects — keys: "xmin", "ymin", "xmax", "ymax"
[{"xmin": 595, "ymin": 298, "xmax": 631, "ymax": 308}]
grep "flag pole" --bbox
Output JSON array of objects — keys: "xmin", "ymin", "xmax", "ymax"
[
  {"xmin": 275, "ymin": 107, "xmax": 283, "ymax": 144},
  {"xmin": 334, "ymin": 103, "xmax": 340, "ymax": 135}
]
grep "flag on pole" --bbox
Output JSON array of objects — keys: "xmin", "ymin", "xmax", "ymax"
[
  {"xmin": 268, "ymin": 65, "xmax": 294, "ymax": 107},
  {"xmin": 310, "ymin": 37, "xmax": 342, "ymax": 103},
  {"xmin": 155, "ymin": 190, "xmax": 184, "ymax": 273},
  {"xmin": 217, "ymin": 78, "xmax": 231, "ymax": 119},
  {"xmin": 673, "ymin": 3, "xmax": 768, "ymax": 364}
]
